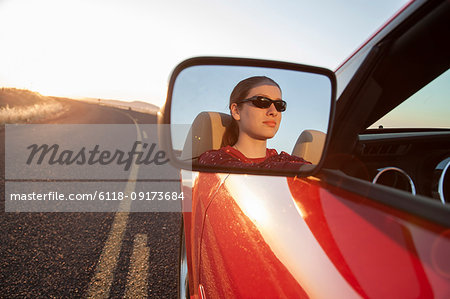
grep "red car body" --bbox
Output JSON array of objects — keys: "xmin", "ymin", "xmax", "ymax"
[
  {"xmin": 170, "ymin": 0, "xmax": 450, "ymax": 298},
  {"xmin": 181, "ymin": 171, "xmax": 449, "ymax": 298}
]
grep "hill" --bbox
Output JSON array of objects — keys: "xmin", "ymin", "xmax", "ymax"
[
  {"xmin": 0, "ymin": 88, "xmax": 160, "ymax": 124},
  {"xmin": 0, "ymin": 88, "xmax": 67, "ymax": 123},
  {"xmin": 0, "ymin": 88, "xmax": 53, "ymax": 108},
  {"xmin": 80, "ymin": 98, "xmax": 160, "ymax": 114}
]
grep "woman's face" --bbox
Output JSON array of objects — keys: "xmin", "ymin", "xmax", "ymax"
[{"xmin": 232, "ymin": 84, "xmax": 282, "ymax": 141}]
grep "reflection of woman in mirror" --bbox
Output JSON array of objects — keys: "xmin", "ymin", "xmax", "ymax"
[{"xmin": 199, "ymin": 76, "xmax": 310, "ymax": 169}]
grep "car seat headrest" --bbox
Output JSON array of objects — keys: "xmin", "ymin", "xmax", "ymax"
[
  {"xmin": 292, "ymin": 129, "xmax": 326, "ymax": 165},
  {"xmin": 181, "ymin": 111, "xmax": 232, "ymax": 161}
]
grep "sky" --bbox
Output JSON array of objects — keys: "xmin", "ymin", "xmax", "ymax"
[
  {"xmin": 370, "ymin": 69, "xmax": 450, "ymax": 129},
  {"xmin": 0, "ymin": 0, "xmax": 410, "ymax": 107}
]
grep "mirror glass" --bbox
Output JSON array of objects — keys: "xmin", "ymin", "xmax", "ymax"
[{"xmin": 169, "ymin": 64, "xmax": 333, "ymax": 172}]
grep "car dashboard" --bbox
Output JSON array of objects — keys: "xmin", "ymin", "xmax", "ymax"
[{"xmin": 339, "ymin": 130, "xmax": 450, "ymax": 204}]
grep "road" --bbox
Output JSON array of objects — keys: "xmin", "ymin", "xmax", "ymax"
[{"xmin": 0, "ymin": 100, "xmax": 181, "ymax": 298}]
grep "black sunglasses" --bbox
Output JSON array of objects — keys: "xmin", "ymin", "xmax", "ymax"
[{"xmin": 236, "ymin": 96, "xmax": 287, "ymax": 112}]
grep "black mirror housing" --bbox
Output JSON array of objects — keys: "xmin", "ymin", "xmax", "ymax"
[{"xmin": 159, "ymin": 57, "xmax": 336, "ymax": 177}]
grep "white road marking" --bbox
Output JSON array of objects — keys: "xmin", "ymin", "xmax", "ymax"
[
  {"xmin": 124, "ymin": 234, "xmax": 149, "ymax": 298},
  {"xmin": 142, "ymin": 130, "xmax": 148, "ymax": 139},
  {"xmin": 85, "ymin": 212, "xmax": 130, "ymax": 299},
  {"xmin": 86, "ymin": 113, "xmax": 143, "ymax": 298}
]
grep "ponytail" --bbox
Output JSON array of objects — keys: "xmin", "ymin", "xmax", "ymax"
[{"xmin": 221, "ymin": 118, "xmax": 239, "ymax": 147}]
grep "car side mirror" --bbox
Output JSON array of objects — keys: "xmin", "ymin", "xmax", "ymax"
[{"xmin": 158, "ymin": 57, "xmax": 336, "ymax": 177}]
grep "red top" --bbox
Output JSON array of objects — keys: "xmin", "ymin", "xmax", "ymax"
[{"xmin": 198, "ymin": 146, "xmax": 310, "ymax": 170}]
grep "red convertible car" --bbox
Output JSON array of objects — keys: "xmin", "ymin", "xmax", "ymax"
[{"xmin": 159, "ymin": 0, "xmax": 450, "ymax": 298}]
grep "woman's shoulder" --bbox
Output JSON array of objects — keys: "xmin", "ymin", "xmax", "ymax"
[
  {"xmin": 198, "ymin": 146, "xmax": 237, "ymax": 165},
  {"xmin": 267, "ymin": 148, "xmax": 278, "ymax": 156},
  {"xmin": 278, "ymin": 151, "xmax": 311, "ymax": 164},
  {"xmin": 265, "ymin": 149, "xmax": 311, "ymax": 164}
]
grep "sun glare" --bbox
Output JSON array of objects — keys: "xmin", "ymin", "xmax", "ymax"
[
  {"xmin": 223, "ymin": 175, "xmax": 270, "ymax": 224},
  {"xmin": 239, "ymin": 188, "xmax": 270, "ymax": 224}
]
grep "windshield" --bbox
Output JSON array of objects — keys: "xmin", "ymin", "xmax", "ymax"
[{"xmin": 369, "ymin": 68, "xmax": 450, "ymax": 129}]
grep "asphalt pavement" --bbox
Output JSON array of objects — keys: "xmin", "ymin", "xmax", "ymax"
[{"xmin": 0, "ymin": 100, "xmax": 181, "ymax": 298}]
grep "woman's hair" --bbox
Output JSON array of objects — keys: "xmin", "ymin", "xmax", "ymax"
[{"xmin": 221, "ymin": 76, "xmax": 281, "ymax": 147}]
